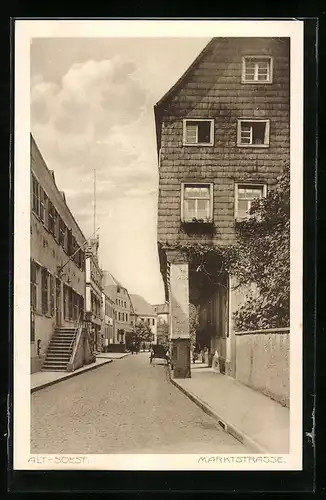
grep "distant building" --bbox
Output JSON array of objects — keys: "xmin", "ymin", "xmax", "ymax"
[
  {"xmin": 101, "ymin": 289, "xmax": 116, "ymax": 347},
  {"xmin": 85, "ymin": 236, "xmax": 103, "ymax": 352},
  {"xmin": 102, "ymin": 271, "xmax": 133, "ymax": 345},
  {"xmin": 130, "ymin": 294, "xmax": 157, "ymax": 343},
  {"xmin": 30, "ymin": 135, "xmax": 86, "ymax": 373},
  {"xmin": 153, "ymin": 303, "xmax": 169, "ymax": 325}
]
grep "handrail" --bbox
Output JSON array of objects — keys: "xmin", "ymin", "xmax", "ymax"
[
  {"xmin": 68, "ymin": 313, "xmax": 83, "ymax": 371},
  {"xmin": 69, "ymin": 312, "xmax": 82, "ymax": 352}
]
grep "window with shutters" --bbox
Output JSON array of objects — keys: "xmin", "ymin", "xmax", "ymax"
[
  {"xmin": 30, "ymin": 260, "xmax": 39, "ymax": 312},
  {"xmin": 67, "ymin": 229, "xmax": 73, "ymax": 256},
  {"xmin": 39, "ymin": 187, "xmax": 47, "ymax": 223},
  {"xmin": 49, "ymin": 273, "xmax": 55, "ymax": 316},
  {"xmin": 242, "ymin": 56, "xmax": 273, "ymax": 83},
  {"xmin": 41, "ymin": 267, "xmax": 49, "ymax": 315},
  {"xmin": 32, "ymin": 175, "xmax": 40, "ymax": 216},
  {"xmin": 237, "ymin": 119, "xmax": 270, "ymax": 147},
  {"xmin": 68, "ymin": 287, "xmax": 73, "ymax": 320},
  {"xmin": 59, "ymin": 217, "xmax": 66, "ymax": 247},
  {"xmin": 183, "ymin": 119, "xmax": 214, "ymax": 146},
  {"xmin": 181, "ymin": 183, "xmax": 213, "ymax": 223},
  {"xmin": 235, "ymin": 183, "xmax": 267, "ymax": 220},
  {"xmin": 48, "ymin": 201, "xmax": 55, "ymax": 234}
]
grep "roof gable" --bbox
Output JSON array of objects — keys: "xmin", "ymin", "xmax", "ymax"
[
  {"xmin": 130, "ymin": 294, "xmax": 156, "ymax": 316},
  {"xmin": 154, "ymin": 38, "xmax": 215, "ymax": 154}
]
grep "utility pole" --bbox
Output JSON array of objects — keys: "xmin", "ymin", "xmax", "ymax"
[{"xmin": 93, "ymin": 167, "xmax": 96, "ymax": 236}]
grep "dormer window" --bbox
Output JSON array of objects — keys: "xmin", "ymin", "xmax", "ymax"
[
  {"xmin": 183, "ymin": 119, "xmax": 214, "ymax": 146},
  {"xmin": 241, "ymin": 56, "xmax": 273, "ymax": 83}
]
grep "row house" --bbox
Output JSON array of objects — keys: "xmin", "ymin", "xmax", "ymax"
[
  {"xmin": 155, "ymin": 37, "xmax": 290, "ymax": 378},
  {"xmin": 153, "ymin": 303, "xmax": 169, "ymax": 326},
  {"xmin": 102, "ymin": 271, "xmax": 134, "ymax": 346},
  {"xmin": 129, "ymin": 294, "xmax": 157, "ymax": 344},
  {"xmin": 30, "ymin": 135, "xmax": 87, "ymax": 373},
  {"xmin": 85, "ymin": 236, "xmax": 103, "ymax": 352},
  {"xmin": 101, "ymin": 290, "xmax": 116, "ymax": 348}
]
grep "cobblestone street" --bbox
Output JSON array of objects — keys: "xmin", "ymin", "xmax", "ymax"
[{"xmin": 31, "ymin": 353, "xmax": 249, "ymax": 454}]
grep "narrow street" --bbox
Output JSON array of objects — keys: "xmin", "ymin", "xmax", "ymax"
[{"xmin": 31, "ymin": 353, "xmax": 249, "ymax": 454}]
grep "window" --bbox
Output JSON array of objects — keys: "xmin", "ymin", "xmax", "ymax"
[
  {"xmin": 30, "ymin": 260, "xmax": 39, "ymax": 312},
  {"xmin": 152, "ymin": 318, "xmax": 155, "ymax": 326},
  {"xmin": 48, "ymin": 201, "xmax": 55, "ymax": 234},
  {"xmin": 237, "ymin": 120, "xmax": 270, "ymax": 147},
  {"xmin": 67, "ymin": 229, "xmax": 73, "ymax": 256},
  {"xmin": 242, "ymin": 56, "xmax": 273, "ymax": 83},
  {"xmin": 235, "ymin": 183, "xmax": 267, "ymax": 220},
  {"xmin": 40, "ymin": 188, "xmax": 47, "ymax": 223},
  {"xmin": 181, "ymin": 183, "xmax": 213, "ymax": 222},
  {"xmin": 49, "ymin": 273, "xmax": 55, "ymax": 316},
  {"xmin": 32, "ymin": 175, "xmax": 40, "ymax": 216},
  {"xmin": 183, "ymin": 119, "xmax": 214, "ymax": 146},
  {"xmin": 59, "ymin": 217, "xmax": 66, "ymax": 247},
  {"xmin": 124, "ymin": 301, "xmax": 126, "ymax": 308},
  {"xmin": 68, "ymin": 287, "xmax": 73, "ymax": 320},
  {"xmin": 41, "ymin": 267, "xmax": 48, "ymax": 315}
]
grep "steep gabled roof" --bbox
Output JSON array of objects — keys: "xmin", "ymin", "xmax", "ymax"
[
  {"xmin": 154, "ymin": 37, "xmax": 215, "ymax": 155},
  {"xmin": 102, "ymin": 270, "xmax": 122, "ymax": 288},
  {"xmin": 130, "ymin": 294, "xmax": 156, "ymax": 317},
  {"xmin": 153, "ymin": 303, "xmax": 169, "ymax": 315}
]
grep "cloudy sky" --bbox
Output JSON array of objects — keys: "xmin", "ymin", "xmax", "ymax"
[{"xmin": 30, "ymin": 37, "xmax": 211, "ymax": 304}]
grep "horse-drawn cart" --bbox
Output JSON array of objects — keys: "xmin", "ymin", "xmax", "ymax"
[{"xmin": 150, "ymin": 344, "xmax": 170, "ymax": 365}]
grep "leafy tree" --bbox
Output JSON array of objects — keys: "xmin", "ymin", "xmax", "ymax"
[
  {"xmin": 189, "ymin": 303, "xmax": 200, "ymax": 347},
  {"xmin": 229, "ymin": 162, "xmax": 290, "ymax": 330},
  {"xmin": 132, "ymin": 320, "xmax": 154, "ymax": 344},
  {"xmin": 157, "ymin": 322, "xmax": 169, "ymax": 346}
]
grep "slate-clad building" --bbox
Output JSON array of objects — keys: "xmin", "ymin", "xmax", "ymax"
[{"xmin": 155, "ymin": 37, "xmax": 290, "ymax": 378}]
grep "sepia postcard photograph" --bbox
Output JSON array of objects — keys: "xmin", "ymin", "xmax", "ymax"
[{"xmin": 13, "ymin": 19, "xmax": 304, "ymax": 472}]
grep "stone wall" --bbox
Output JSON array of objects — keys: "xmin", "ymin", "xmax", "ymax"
[{"xmin": 235, "ymin": 328, "xmax": 290, "ymax": 406}]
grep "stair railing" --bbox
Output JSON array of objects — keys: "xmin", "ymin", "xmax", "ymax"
[{"xmin": 67, "ymin": 312, "xmax": 83, "ymax": 371}]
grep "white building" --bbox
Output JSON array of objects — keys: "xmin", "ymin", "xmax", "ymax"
[
  {"xmin": 130, "ymin": 294, "xmax": 157, "ymax": 344},
  {"xmin": 85, "ymin": 236, "xmax": 103, "ymax": 352}
]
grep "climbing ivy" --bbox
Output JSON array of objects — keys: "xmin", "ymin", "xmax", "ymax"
[{"xmin": 162, "ymin": 162, "xmax": 290, "ymax": 330}]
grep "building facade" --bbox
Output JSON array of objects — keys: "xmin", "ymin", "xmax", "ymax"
[
  {"xmin": 101, "ymin": 290, "xmax": 116, "ymax": 348},
  {"xmin": 102, "ymin": 271, "xmax": 133, "ymax": 345},
  {"xmin": 155, "ymin": 37, "xmax": 290, "ymax": 378},
  {"xmin": 30, "ymin": 135, "xmax": 86, "ymax": 373},
  {"xmin": 130, "ymin": 294, "xmax": 157, "ymax": 344},
  {"xmin": 85, "ymin": 236, "xmax": 103, "ymax": 352},
  {"xmin": 153, "ymin": 303, "xmax": 169, "ymax": 325}
]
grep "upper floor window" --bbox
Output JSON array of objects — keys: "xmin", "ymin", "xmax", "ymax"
[
  {"xmin": 237, "ymin": 119, "xmax": 270, "ymax": 148},
  {"xmin": 183, "ymin": 119, "xmax": 214, "ymax": 146},
  {"xmin": 235, "ymin": 183, "xmax": 267, "ymax": 220},
  {"xmin": 181, "ymin": 183, "xmax": 213, "ymax": 223},
  {"xmin": 39, "ymin": 187, "xmax": 47, "ymax": 224},
  {"xmin": 32, "ymin": 175, "xmax": 40, "ymax": 216},
  {"xmin": 241, "ymin": 56, "xmax": 273, "ymax": 83}
]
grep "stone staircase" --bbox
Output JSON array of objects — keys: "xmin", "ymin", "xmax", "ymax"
[{"xmin": 42, "ymin": 327, "xmax": 78, "ymax": 371}]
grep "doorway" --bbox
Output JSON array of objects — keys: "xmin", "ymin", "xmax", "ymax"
[{"xmin": 56, "ymin": 278, "xmax": 62, "ymax": 327}]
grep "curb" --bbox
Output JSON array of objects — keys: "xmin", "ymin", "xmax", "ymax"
[
  {"xmin": 168, "ymin": 368, "xmax": 267, "ymax": 454},
  {"xmin": 31, "ymin": 359, "xmax": 113, "ymax": 393}
]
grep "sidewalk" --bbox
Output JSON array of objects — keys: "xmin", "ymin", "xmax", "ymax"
[
  {"xmin": 170, "ymin": 363, "xmax": 289, "ymax": 454},
  {"xmin": 96, "ymin": 352, "xmax": 130, "ymax": 360},
  {"xmin": 31, "ymin": 357, "xmax": 115, "ymax": 393}
]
